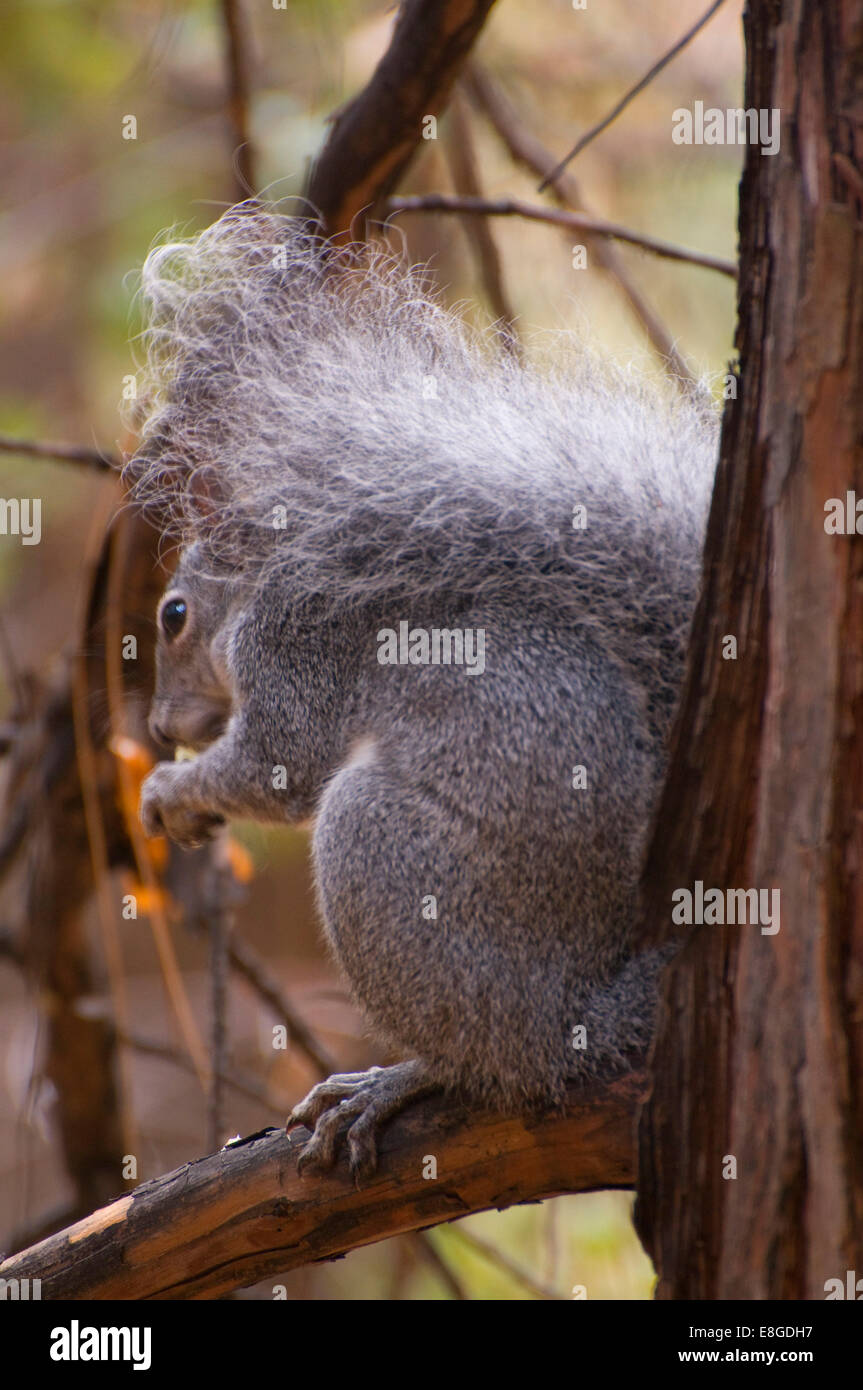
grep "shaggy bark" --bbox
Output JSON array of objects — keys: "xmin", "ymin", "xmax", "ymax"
[{"xmin": 635, "ymin": 0, "xmax": 863, "ymax": 1299}]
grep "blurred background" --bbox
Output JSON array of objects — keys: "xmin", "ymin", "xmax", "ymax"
[{"xmin": 0, "ymin": 0, "xmax": 742, "ymax": 1298}]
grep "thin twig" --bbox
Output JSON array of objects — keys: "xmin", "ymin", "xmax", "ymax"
[
  {"xmin": 387, "ymin": 194, "xmax": 736, "ymax": 277},
  {"xmin": 0, "ymin": 434, "xmax": 119, "ymax": 471},
  {"xmin": 444, "ymin": 89, "xmax": 520, "ymax": 356},
  {"xmin": 538, "ymin": 0, "xmax": 728, "ymax": 190},
  {"xmin": 120, "ymin": 1030, "xmax": 286, "ymax": 1114},
  {"xmin": 410, "ymin": 1231, "xmax": 470, "ymax": 1299},
  {"xmin": 463, "ymin": 64, "xmax": 697, "ymax": 385},
  {"xmin": 219, "ymin": 0, "xmax": 256, "ymax": 200},
  {"xmin": 227, "ymin": 932, "xmax": 340, "ymax": 1080},
  {"xmin": 445, "ymin": 1223, "xmax": 566, "ymax": 1300},
  {"xmin": 208, "ymin": 902, "xmax": 232, "ymax": 1151}
]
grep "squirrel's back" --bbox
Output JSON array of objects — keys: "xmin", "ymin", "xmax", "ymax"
[{"xmin": 128, "ymin": 206, "xmax": 717, "ymax": 743}]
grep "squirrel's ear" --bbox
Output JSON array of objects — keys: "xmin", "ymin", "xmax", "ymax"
[{"xmin": 186, "ymin": 462, "xmax": 227, "ymax": 522}]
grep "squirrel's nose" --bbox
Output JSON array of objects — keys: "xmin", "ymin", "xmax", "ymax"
[{"xmin": 149, "ymin": 717, "xmax": 173, "ymax": 749}]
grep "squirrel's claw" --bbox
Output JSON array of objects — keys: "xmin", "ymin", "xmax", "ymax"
[
  {"xmin": 288, "ymin": 1061, "xmax": 437, "ymax": 1182},
  {"xmin": 139, "ymin": 762, "xmax": 225, "ymax": 849}
]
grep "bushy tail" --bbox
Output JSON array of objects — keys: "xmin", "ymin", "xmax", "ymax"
[{"xmin": 126, "ymin": 203, "xmax": 718, "ymax": 734}]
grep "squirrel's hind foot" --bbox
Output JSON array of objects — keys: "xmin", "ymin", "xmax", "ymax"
[{"xmin": 288, "ymin": 1061, "xmax": 437, "ymax": 1181}]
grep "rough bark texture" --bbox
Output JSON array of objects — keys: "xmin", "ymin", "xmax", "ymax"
[
  {"xmin": 635, "ymin": 0, "xmax": 863, "ymax": 1298},
  {"xmin": 306, "ymin": 0, "xmax": 498, "ymax": 238},
  {"xmin": 0, "ymin": 1070, "xmax": 645, "ymax": 1300}
]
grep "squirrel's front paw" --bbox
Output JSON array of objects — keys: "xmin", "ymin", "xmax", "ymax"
[
  {"xmin": 139, "ymin": 762, "xmax": 225, "ymax": 849},
  {"xmin": 287, "ymin": 1061, "xmax": 437, "ymax": 1182}
]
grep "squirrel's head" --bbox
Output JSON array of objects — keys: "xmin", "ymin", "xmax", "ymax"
[{"xmin": 148, "ymin": 545, "xmax": 236, "ymax": 753}]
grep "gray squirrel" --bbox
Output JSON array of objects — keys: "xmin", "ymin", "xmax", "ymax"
[{"xmin": 127, "ymin": 206, "xmax": 717, "ymax": 1177}]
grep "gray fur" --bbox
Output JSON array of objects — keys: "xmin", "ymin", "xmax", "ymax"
[{"xmin": 130, "ymin": 207, "xmax": 717, "ymax": 1167}]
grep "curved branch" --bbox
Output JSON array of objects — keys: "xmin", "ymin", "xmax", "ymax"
[
  {"xmin": 0, "ymin": 1067, "xmax": 646, "ymax": 1300},
  {"xmin": 306, "ymin": 0, "xmax": 499, "ymax": 238}
]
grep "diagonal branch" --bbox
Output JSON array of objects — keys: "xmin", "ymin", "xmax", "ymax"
[
  {"xmin": 538, "ymin": 0, "xmax": 728, "ymax": 190},
  {"xmin": 226, "ymin": 932, "xmax": 340, "ymax": 1079},
  {"xmin": 0, "ymin": 1068, "xmax": 646, "ymax": 1299},
  {"xmin": 464, "ymin": 64, "xmax": 697, "ymax": 384},
  {"xmin": 387, "ymin": 194, "xmax": 736, "ymax": 277},
  {"xmin": 306, "ymin": 0, "xmax": 500, "ymax": 239}
]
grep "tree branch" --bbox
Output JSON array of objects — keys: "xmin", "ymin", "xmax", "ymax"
[
  {"xmin": 219, "ymin": 0, "xmax": 256, "ymax": 200},
  {"xmin": 538, "ymin": 0, "xmax": 728, "ymax": 190},
  {"xmin": 386, "ymin": 194, "xmax": 736, "ymax": 277},
  {"xmin": 226, "ymin": 931, "xmax": 340, "ymax": 1079},
  {"xmin": 444, "ymin": 88, "xmax": 520, "ymax": 354},
  {"xmin": 0, "ymin": 1068, "xmax": 645, "ymax": 1299},
  {"xmin": 0, "ymin": 434, "xmax": 119, "ymax": 471},
  {"xmin": 305, "ymin": 0, "xmax": 499, "ymax": 238},
  {"xmin": 463, "ymin": 64, "xmax": 697, "ymax": 385}
]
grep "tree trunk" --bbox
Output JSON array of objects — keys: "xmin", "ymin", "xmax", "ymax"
[{"xmin": 635, "ymin": 0, "xmax": 863, "ymax": 1298}]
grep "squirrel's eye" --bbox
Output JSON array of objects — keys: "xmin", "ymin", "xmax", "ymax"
[{"xmin": 160, "ymin": 597, "xmax": 187, "ymax": 641}]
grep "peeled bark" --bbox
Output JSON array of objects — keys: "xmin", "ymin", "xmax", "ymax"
[{"xmin": 0, "ymin": 1071, "xmax": 644, "ymax": 1300}]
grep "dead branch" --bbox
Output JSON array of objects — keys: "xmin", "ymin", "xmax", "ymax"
[
  {"xmin": 0, "ymin": 1067, "xmax": 645, "ymax": 1299},
  {"xmin": 219, "ymin": 0, "xmax": 256, "ymax": 199},
  {"xmin": 0, "ymin": 434, "xmax": 119, "ymax": 470},
  {"xmin": 443, "ymin": 89, "xmax": 520, "ymax": 353},
  {"xmin": 445, "ymin": 1223, "xmax": 564, "ymax": 1299},
  {"xmin": 226, "ymin": 931, "xmax": 339, "ymax": 1079},
  {"xmin": 305, "ymin": 0, "xmax": 499, "ymax": 238},
  {"xmin": 387, "ymin": 193, "xmax": 737, "ymax": 277},
  {"xmin": 464, "ymin": 64, "xmax": 696, "ymax": 384},
  {"xmin": 539, "ymin": 0, "xmax": 728, "ymax": 190},
  {"xmin": 120, "ymin": 1031, "xmax": 285, "ymax": 1114}
]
